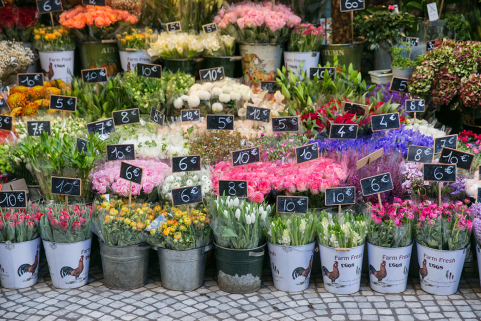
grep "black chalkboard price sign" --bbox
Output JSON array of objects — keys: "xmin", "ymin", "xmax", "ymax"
[
  {"xmin": 166, "ymin": 21, "xmax": 181, "ymax": 32},
  {"xmin": 120, "ymin": 162, "xmax": 143, "ymax": 185},
  {"xmin": 276, "ymin": 196, "xmax": 308, "ymax": 214},
  {"xmin": 246, "ymin": 106, "xmax": 270, "ymax": 123},
  {"xmin": 260, "ymin": 81, "xmax": 281, "ymax": 94},
  {"xmin": 200, "ymin": 67, "xmax": 225, "ymax": 82},
  {"xmin": 77, "ymin": 138, "xmax": 87, "ymax": 154},
  {"xmin": 82, "ymin": 0, "xmax": 105, "ymax": 5},
  {"xmin": 107, "ymin": 144, "xmax": 135, "ymax": 161},
  {"xmin": 405, "ymin": 37, "xmax": 419, "ymax": 46},
  {"xmin": 181, "ymin": 109, "xmax": 200, "ymax": 122},
  {"xmin": 86, "ymin": 119, "xmax": 115, "ymax": 136},
  {"xmin": 27, "ymin": 121, "xmax": 51, "ymax": 136},
  {"xmin": 0, "ymin": 0, "xmax": 4, "ymax": 8},
  {"xmin": 389, "ymin": 77, "xmax": 409, "ymax": 93},
  {"xmin": 296, "ymin": 143, "xmax": 319, "ymax": 164},
  {"xmin": 309, "ymin": 67, "xmax": 335, "ymax": 81},
  {"xmin": 150, "ymin": 107, "xmax": 165, "ymax": 126},
  {"xmin": 405, "ymin": 99, "xmax": 425, "ymax": 113},
  {"xmin": 218, "ymin": 180, "xmax": 248, "ymax": 198},
  {"xmin": 340, "ymin": 0, "xmax": 365, "ymax": 12},
  {"xmin": 137, "ymin": 63, "xmax": 162, "ymax": 79},
  {"xmin": 37, "ymin": 0, "xmax": 63, "ymax": 13},
  {"xmin": 329, "ymin": 124, "xmax": 358, "ymax": 139},
  {"xmin": 172, "ymin": 155, "xmax": 201, "ymax": 173},
  {"xmin": 407, "ymin": 145, "xmax": 433, "ymax": 163},
  {"xmin": 202, "ymin": 23, "xmax": 217, "ymax": 33},
  {"xmin": 341, "ymin": 102, "xmax": 369, "ymax": 116},
  {"xmin": 113, "ymin": 108, "xmax": 140, "ymax": 126},
  {"xmin": 0, "ymin": 98, "xmax": 9, "ymax": 112},
  {"xmin": 51, "ymin": 177, "xmax": 82, "ymax": 196},
  {"xmin": 371, "ymin": 113, "xmax": 400, "ymax": 131},
  {"xmin": 272, "ymin": 116, "xmax": 299, "ymax": 132},
  {"xmin": 360, "ymin": 173, "xmax": 394, "ymax": 196},
  {"xmin": 232, "ymin": 147, "xmax": 260, "ymax": 167},
  {"xmin": 439, "ymin": 147, "xmax": 474, "ymax": 171},
  {"xmin": 426, "ymin": 40, "xmax": 436, "ymax": 51},
  {"xmin": 0, "ymin": 116, "xmax": 12, "ymax": 132},
  {"xmin": 423, "ymin": 164, "xmax": 456, "ymax": 182},
  {"xmin": 0, "ymin": 191, "xmax": 27, "ymax": 208},
  {"xmin": 434, "ymin": 135, "xmax": 457, "ymax": 154},
  {"xmin": 478, "ymin": 187, "xmax": 481, "ymax": 203},
  {"xmin": 17, "ymin": 73, "xmax": 44, "ymax": 87},
  {"xmin": 50, "ymin": 95, "xmax": 77, "ymax": 112},
  {"xmin": 171, "ymin": 185, "xmax": 203, "ymax": 206},
  {"xmin": 206, "ymin": 115, "xmax": 234, "ymax": 130},
  {"xmin": 325, "ymin": 187, "xmax": 356, "ymax": 206},
  {"xmin": 81, "ymin": 68, "xmax": 107, "ymax": 84}
]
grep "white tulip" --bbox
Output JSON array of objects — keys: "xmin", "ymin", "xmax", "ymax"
[
  {"xmin": 235, "ymin": 209, "xmax": 241, "ymax": 220},
  {"xmin": 251, "ymin": 213, "xmax": 256, "ymax": 224},
  {"xmin": 224, "ymin": 210, "xmax": 228, "ymax": 217},
  {"xmin": 261, "ymin": 211, "xmax": 267, "ymax": 221},
  {"xmin": 233, "ymin": 197, "xmax": 239, "ymax": 207},
  {"xmin": 266, "ymin": 205, "xmax": 271, "ymax": 213},
  {"xmin": 246, "ymin": 215, "xmax": 252, "ymax": 225}
]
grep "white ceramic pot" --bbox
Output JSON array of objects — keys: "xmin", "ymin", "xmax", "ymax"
[
  {"xmin": 319, "ymin": 243, "xmax": 364, "ymax": 294},
  {"xmin": 368, "ymin": 69, "xmax": 393, "ymax": 85},
  {"xmin": 267, "ymin": 241, "xmax": 315, "ymax": 292},
  {"xmin": 283, "ymin": 52, "xmax": 320, "ymax": 79},
  {"xmin": 239, "ymin": 43, "xmax": 283, "ymax": 86},
  {"xmin": 367, "ymin": 242, "xmax": 413, "ymax": 293},
  {"xmin": 392, "ymin": 66, "xmax": 415, "ymax": 79},
  {"xmin": 38, "ymin": 51, "xmax": 75, "ymax": 83},
  {"xmin": 119, "ymin": 50, "xmax": 152, "ymax": 72},
  {"xmin": 43, "ymin": 238, "xmax": 92, "ymax": 289},
  {"xmin": 0, "ymin": 238, "xmax": 41, "ymax": 289},
  {"xmin": 416, "ymin": 242, "xmax": 468, "ymax": 295}
]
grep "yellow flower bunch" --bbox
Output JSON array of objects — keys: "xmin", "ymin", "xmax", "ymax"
[
  {"xmin": 33, "ymin": 26, "xmax": 75, "ymax": 52},
  {"xmin": 117, "ymin": 28, "xmax": 157, "ymax": 50}
]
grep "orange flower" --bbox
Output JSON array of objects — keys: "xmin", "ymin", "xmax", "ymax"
[
  {"xmin": 7, "ymin": 92, "xmax": 27, "ymax": 108},
  {"xmin": 22, "ymin": 102, "xmax": 40, "ymax": 116},
  {"xmin": 11, "ymin": 107, "xmax": 24, "ymax": 116}
]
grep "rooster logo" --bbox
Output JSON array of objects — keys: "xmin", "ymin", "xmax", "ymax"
[
  {"xmin": 322, "ymin": 261, "xmax": 340, "ymax": 283},
  {"xmin": 60, "ymin": 255, "xmax": 84, "ymax": 279},
  {"xmin": 292, "ymin": 255, "xmax": 313, "ymax": 280},
  {"xmin": 419, "ymin": 259, "xmax": 428, "ymax": 279},
  {"xmin": 369, "ymin": 261, "xmax": 387, "ymax": 282},
  {"xmin": 0, "ymin": 264, "xmax": 4, "ymax": 273},
  {"xmin": 18, "ymin": 250, "xmax": 39, "ymax": 276},
  {"xmin": 126, "ymin": 62, "xmax": 131, "ymax": 72},
  {"xmin": 42, "ymin": 63, "xmax": 54, "ymax": 80}
]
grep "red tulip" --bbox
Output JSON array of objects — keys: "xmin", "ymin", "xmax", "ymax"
[
  {"xmin": 60, "ymin": 221, "xmax": 68, "ymax": 231},
  {"xmin": 72, "ymin": 221, "xmax": 80, "ymax": 231}
]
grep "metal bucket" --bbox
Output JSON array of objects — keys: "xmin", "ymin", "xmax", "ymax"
[
  {"xmin": 162, "ymin": 59, "xmax": 196, "ymax": 76},
  {"xmin": 157, "ymin": 244, "xmax": 213, "ymax": 291},
  {"xmin": 320, "ymin": 41, "xmax": 364, "ymax": 71},
  {"xmin": 214, "ymin": 243, "xmax": 265, "ymax": 294},
  {"xmin": 78, "ymin": 41, "xmax": 121, "ymax": 76},
  {"xmin": 99, "ymin": 242, "xmax": 150, "ymax": 290}
]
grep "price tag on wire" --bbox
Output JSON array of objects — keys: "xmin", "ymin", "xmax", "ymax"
[
  {"xmin": 276, "ymin": 196, "xmax": 308, "ymax": 214},
  {"xmin": 120, "ymin": 161, "xmax": 143, "ymax": 185},
  {"xmin": 171, "ymin": 185, "xmax": 203, "ymax": 206},
  {"xmin": 200, "ymin": 67, "xmax": 225, "ymax": 82},
  {"xmin": 439, "ymin": 147, "xmax": 474, "ymax": 171},
  {"xmin": 17, "ymin": 73, "xmax": 44, "ymax": 87},
  {"xmin": 37, "ymin": 0, "xmax": 63, "ymax": 13},
  {"xmin": 434, "ymin": 135, "xmax": 457, "ymax": 154},
  {"xmin": 172, "ymin": 155, "xmax": 201, "ymax": 173},
  {"xmin": 272, "ymin": 116, "xmax": 299, "ymax": 132},
  {"xmin": 81, "ymin": 68, "xmax": 107, "ymax": 83},
  {"xmin": 325, "ymin": 187, "xmax": 356, "ymax": 206},
  {"xmin": 107, "ymin": 144, "xmax": 135, "ymax": 161},
  {"xmin": 360, "ymin": 173, "xmax": 393, "ymax": 196},
  {"xmin": 113, "ymin": 108, "xmax": 140, "ymax": 126},
  {"xmin": 218, "ymin": 180, "xmax": 248, "ymax": 198},
  {"xmin": 27, "ymin": 121, "xmax": 51, "ymax": 136},
  {"xmin": 423, "ymin": 164, "xmax": 456, "ymax": 182},
  {"xmin": 137, "ymin": 63, "xmax": 161, "ymax": 78},
  {"xmin": 51, "ymin": 177, "xmax": 81, "ymax": 196},
  {"xmin": 246, "ymin": 106, "xmax": 270, "ymax": 123},
  {"xmin": 389, "ymin": 77, "xmax": 409, "ymax": 93},
  {"xmin": 407, "ymin": 145, "xmax": 433, "ymax": 163},
  {"xmin": 50, "ymin": 95, "xmax": 77, "ymax": 112},
  {"xmin": 329, "ymin": 124, "xmax": 358, "ymax": 139},
  {"xmin": 207, "ymin": 115, "xmax": 234, "ymax": 130},
  {"xmin": 181, "ymin": 109, "xmax": 200, "ymax": 122},
  {"xmin": 0, "ymin": 191, "xmax": 27, "ymax": 209},
  {"xmin": 232, "ymin": 147, "xmax": 260, "ymax": 167},
  {"xmin": 295, "ymin": 143, "xmax": 319, "ymax": 165}
]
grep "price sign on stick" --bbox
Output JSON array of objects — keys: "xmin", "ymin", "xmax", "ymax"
[
  {"xmin": 0, "ymin": 0, "xmax": 4, "ymax": 8},
  {"xmin": 405, "ymin": 37, "xmax": 419, "ymax": 46},
  {"xmin": 329, "ymin": 124, "xmax": 358, "ymax": 139},
  {"xmin": 0, "ymin": 116, "xmax": 13, "ymax": 132},
  {"xmin": 171, "ymin": 185, "xmax": 203, "ymax": 206},
  {"xmin": 27, "ymin": 121, "xmax": 51, "ymax": 136},
  {"xmin": 325, "ymin": 187, "xmax": 356, "ymax": 206},
  {"xmin": 181, "ymin": 109, "xmax": 200, "ymax": 122},
  {"xmin": 426, "ymin": 40, "xmax": 436, "ymax": 51},
  {"xmin": 434, "ymin": 135, "xmax": 457, "ymax": 154},
  {"xmin": 113, "ymin": 108, "xmax": 140, "ymax": 126},
  {"xmin": 232, "ymin": 147, "xmax": 260, "ymax": 167},
  {"xmin": 405, "ymin": 99, "xmax": 425, "ymax": 113},
  {"xmin": 260, "ymin": 81, "xmax": 281, "ymax": 94},
  {"xmin": 82, "ymin": 0, "xmax": 106, "ymax": 5},
  {"xmin": 202, "ymin": 23, "xmax": 217, "ymax": 33},
  {"xmin": 341, "ymin": 102, "xmax": 369, "ymax": 116},
  {"xmin": 166, "ymin": 21, "xmax": 181, "ymax": 32},
  {"xmin": 439, "ymin": 147, "xmax": 474, "ymax": 171},
  {"xmin": 50, "ymin": 95, "xmax": 77, "ymax": 112},
  {"xmin": 77, "ymin": 138, "xmax": 87, "ymax": 154},
  {"xmin": 172, "ymin": 155, "xmax": 201, "ymax": 173},
  {"xmin": 246, "ymin": 106, "xmax": 270, "ymax": 123},
  {"xmin": 272, "ymin": 117, "xmax": 299, "ymax": 132},
  {"xmin": 150, "ymin": 107, "xmax": 165, "ymax": 126},
  {"xmin": 51, "ymin": 177, "xmax": 81, "ymax": 196},
  {"xmin": 0, "ymin": 191, "xmax": 27, "ymax": 208},
  {"xmin": 137, "ymin": 63, "xmax": 161, "ymax": 78},
  {"xmin": 18, "ymin": 73, "xmax": 44, "ymax": 87},
  {"xmin": 276, "ymin": 196, "xmax": 308, "ymax": 214},
  {"xmin": 200, "ymin": 67, "xmax": 225, "ymax": 82},
  {"xmin": 356, "ymin": 148, "xmax": 383, "ymax": 169},
  {"xmin": 423, "ymin": 164, "xmax": 456, "ymax": 182},
  {"xmin": 207, "ymin": 115, "xmax": 234, "ymax": 130},
  {"xmin": 371, "ymin": 113, "xmax": 400, "ymax": 131},
  {"xmin": 360, "ymin": 173, "xmax": 393, "ymax": 196},
  {"xmin": 37, "ymin": 0, "xmax": 63, "ymax": 13},
  {"xmin": 120, "ymin": 162, "xmax": 143, "ymax": 185},
  {"xmin": 0, "ymin": 98, "xmax": 10, "ymax": 112},
  {"xmin": 309, "ymin": 67, "xmax": 335, "ymax": 81},
  {"xmin": 218, "ymin": 180, "xmax": 248, "ymax": 198},
  {"xmin": 81, "ymin": 68, "xmax": 107, "ymax": 83},
  {"xmin": 340, "ymin": 0, "xmax": 365, "ymax": 11},
  {"xmin": 86, "ymin": 119, "xmax": 115, "ymax": 136},
  {"xmin": 296, "ymin": 143, "xmax": 319, "ymax": 164},
  {"xmin": 390, "ymin": 77, "xmax": 409, "ymax": 93},
  {"xmin": 407, "ymin": 145, "xmax": 434, "ymax": 163},
  {"xmin": 107, "ymin": 144, "xmax": 135, "ymax": 161}
]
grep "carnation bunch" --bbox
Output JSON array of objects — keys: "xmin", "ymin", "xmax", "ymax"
[
  {"xmin": 39, "ymin": 205, "xmax": 92, "ymax": 243},
  {"xmin": 317, "ymin": 210, "xmax": 366, "ymax": 248},
  {"xmin": 267, "ymin": 212, "xmax": 317, "ymax": 246},
  {"xmin": 366, "ymin": 199, "xmax": 415, "ymax": 248},
  {"xmin": 148, "ymin": 32, "xmax": 204, "ymax": 60},
  {"xmin": 0, "ymin": 205, "xmax": 43, "ymax": 243},
  {"xmin": 288, "ymin": 23, "xmax": 325, "ymax": 52}
]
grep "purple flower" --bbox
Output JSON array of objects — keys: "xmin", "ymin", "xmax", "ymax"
[{"xmin": 474, "ymin": 219, "xmax": 481, "ymax": 244}]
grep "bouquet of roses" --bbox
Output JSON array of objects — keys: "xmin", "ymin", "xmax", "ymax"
[
  {"xmin": 206, "ymin": 195, "xmax": 271, "ymax": 249},
  {"xmin": 415, "ymin": 200, "xmax": 473, "ymax": 251},
  {"xmin": 0, "ymin": 205, "xmax": 43, "ymax": 243},
  {"xmin": 147, "ymin": 32, "xmax": 204, "ymax": 60},
  {"xmin": 366, "ymin": 199, "xmax": 415, "ymax": 248},
  {"xmin": 317, "ymin": 210, "xmax": 366, "ymax": 248},
  {"xmin": 33, "ymin": 26, "xmax": 75, "ymax": 52},
  {"xmin": 39, "ymin": 205, "xmax": 92, "ymax": 243},
  {"xmin": 266, "ymin": 212, "xmax": 317, "ymax": 246},
  {"xmin": 288, "ymin": 23, "xmax": 325, "ymax": 52},
  {"xmin": 0, "ymin": 5, "xmax": 38, "ymax": 42}
]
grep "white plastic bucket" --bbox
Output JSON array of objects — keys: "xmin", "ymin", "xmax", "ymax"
[
  {"xmin": 477, "ymin": 243, "xmax": 481, "ymax": 289},
  {"xmin": 119, "ymin": 50, "xmax": 152, "ymax": 72},
  {"xmin": 283, "ymin": 52, "xmax": 320, "ymax": 79},
  {"xmin": 367, "ymin": 242, "xmax": 412, "ymax": 293},
  {"xmin": 0, "ymin": 238, "xmax": 41, "ymax": 289},
  {"xmin": 38, "ymin": 51, "xmax": 75, "ymax": 83},
  {"xmin": 267, "ymin": 241, "xmax": 315, "ymax": 292},
  {"xmin": 319, "ymin": 243, "xmax": 364, "ymax": 294},
  {"xmin": 239, "ymin": 43, "xmax": 283, "ymax": 86},
  {"xmin": 43, "ymin": 238, "xmax": 92, "ymax": 289},
  {"xmin": 416, "ymin": 242, "xmax": 468, "ymax": 295}
]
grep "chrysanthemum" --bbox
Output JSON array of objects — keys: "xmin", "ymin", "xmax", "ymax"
[
  {"xmin": 22, "ymin": 102, "xmax": 40, "ymax": 116},
  {"xmin": 11, "ymin": 107, "xmax": 24, "ymax": 116},
  {"xmin": 46, "ymin": 87, "xmax": 61, "ymax": 95},
  {"xmin": 7, "ymin": 92, "xmax": 27, "ymax": 109},
  {"xmin": 34, "ymin": 99, "xmax": 50, "ymax": 109},
  {"xmin": 29, "ymin": 86, "xmax": 47, "ymax": 100},
  {"xmin": 11, "ymin": 86, "xmax": 28, "ymax": 94}
]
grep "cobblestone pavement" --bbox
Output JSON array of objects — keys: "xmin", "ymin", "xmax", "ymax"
[{"xmin": 1, "ymin": 251, "xmax": 481, "ymax": 321}]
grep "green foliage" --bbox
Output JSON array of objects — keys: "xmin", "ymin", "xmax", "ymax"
[
  {"xmin": 445, "ymin": 14, "xmax": 471, "ymax": 41},
  {"xmin": 390, "ymin": 42, "xmax": 418, "ymax": 68}
]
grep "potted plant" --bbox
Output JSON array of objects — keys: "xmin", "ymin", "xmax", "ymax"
[
  {"xmin": 39, "ymin": 204, "xmax": 93, "ymax": 289},
  {"xmin": 317, "ymin": 210, "xmax": 367, "ymax": 294},
  {"xmin": 0, "ymin": 206, "xmax": 43, "ymax": 289},
  {"xmin": 266, "ymin": 211, "xmax": 317, "ymax": 292},
  {"xmin": 206, "ymin": 195, "xmax": 271, "ymax": 294},
  {"xmin": 284, "ymin": 23, "xmax": 325, "ymax": 79},
  {"xmin": 33, "ymin": 26, "xmax": 76, "ymax": 83},
  {"xmin": 366, "ymin": 199, "xmax": 415, "ymax": 293},
  {"xmin": 414, "ymin": 200, "xmax": 473, "ymax": 295},
  {"xmin": 390, "ymin": 41, "xmax": 419, "ymax": 79},
  {"xmin": 445, "ymin": 14, "xmax": 471, "ymax": 41},
  {"xmin": 405, "ymin": 0, "xmax": 447, "ymax": 40},
  {"xmin": 117, "ymin": 28, "xmax": 156, "ymax": 73},
  {"xmin": 201, "ymin": 32, "xmax": 242, "ymax": 79}
]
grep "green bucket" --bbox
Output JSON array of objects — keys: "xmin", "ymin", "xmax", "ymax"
[
  {"xmin": 320, "ymin": 41, "xmax": 364, "ymax": 71},
  {"xmin": 78, "ymin": 41, "xmax": 121, "ymax": 76},
  {"xmin": 214, "ymin": 243, "xmax": 265, "ymax": 294},
  {"xmin": 204, "ymin": 56, "xmax": 243, "ymax": 79},
  {"xmin": 162, "ymin": 59, "xmax": 196, "ymax": 76}
]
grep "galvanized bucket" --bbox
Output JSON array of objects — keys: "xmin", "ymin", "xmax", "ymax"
[
  {"xmin": 99, "ymin": 242, "xmax": 150, "ymax": 290},
  {"xmin": 320, "ymin": 41, "xmax": 364, "ymax": 71},
  {"xmin": 156, "ymin": 244, "xmax": 213, "ymax": 291},
  {"xmin": 215, "ymin": 243, "xmax": 265, "ymax": 294}
]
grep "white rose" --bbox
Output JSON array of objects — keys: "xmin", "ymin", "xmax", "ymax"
[
  {"xmin": 172, "ymin": 182, "xmax": 181, "ymax": 189},
  {"xmin": 212, "ymin": 102, "xmax": 223, "ymax": 112},
  {"xmin": 189, "ymin": 84, "xmax": 202, "ymax": 94},
  {"xmin": 192, "ymin": 175, "xmax": 199, "ymax": 182},
  {"xmin": 165, "ymin": 176, "xmax": 175, "ymax": 183},
  {"xmin": 219, "ymin": 93, "xmax": 231, "ymax": 103}
]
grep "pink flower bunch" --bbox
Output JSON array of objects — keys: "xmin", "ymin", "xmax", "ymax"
[
  {"xmin": 90, "ymin": 160, "xmax": 171, "ymax": 197},
  {"xmin": 368, "ymin": 198, "xmax": 415, "ymax": 227},
  {"xmin": 416, "ymin": 200, "xmax": 473, "ymax": 231},
  {"xmin": 292, "ymin": 23, "xmax": 325, "ymax": 36},
  {"xmin": 39, "ymin": 204, "xmax": 93, "ymax": 243},
  {"xmin": 211, "ymin": 158, "xmax": 346, "ymax": 203},
  {"xmin": 0, "ymin": 206, "xmax": 42, "ymax": 243}
]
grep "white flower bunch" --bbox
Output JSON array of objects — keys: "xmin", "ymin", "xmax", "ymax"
[
  {"xmin": 238, "ymin": 90, "xmax": 287, "ymax": 118},
  {"xmin": 161, "ymin": 167, "xmax": 212, "ymax": 201},
  {"xmin": 118, "ymin": 130, "xmax": 189, "ymax": 160},
  {"xmin": 148, "ymin": 32, "xmax": 204, "ymax": 60},
  {"xmin": 201, "ymin": 33, "xmax": 236, "ymax": 57},
  {"xmin": 0, "ymin": 41, "xmax": 35, "ymax": 79},
  {"xmin": 317, "ymin": 211, "xmax": 366, "ymax": 248},
  {"xmin": 404, "ymin": 119, "xmax": 445, "ymax": 138},
  {"xmin": 15, "ymin": 116, "xmax": 87, "ymax": 140},
  {"xmin": 267, "ymin": 212, "xmax": 318, "ymax": 246},
  {"xmin": 465, "ymin": 171, "xmax": 480, "ymax": 198}
]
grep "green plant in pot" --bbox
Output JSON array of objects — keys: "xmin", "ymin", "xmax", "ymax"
[
  {"xmin": 445, "ymin": 14, "xmax": 471, "ymax": 41},
  {"xmin": 390, "ymin": 41, "xmax": 421, "ymax": 79}
]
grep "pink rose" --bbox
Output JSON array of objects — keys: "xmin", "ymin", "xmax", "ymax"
[
  {"xmin": 236, "ymin": 17, "xmax": 245, "ymax": 29},
  {"xmin": 249, "ymin": 191, "xmax": 265, "ymax": 204},
  {"xmin": 257, "ymin": 181, "xmax": 271, "ymax": 194},
  {"xmin": 295, "ymin": 178, "xmax": 308, "ymax": 192}
]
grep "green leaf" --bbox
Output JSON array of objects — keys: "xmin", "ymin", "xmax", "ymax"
[{"xmin": 221, "ymin": 228, "xmax": 238, "ymax": 238}]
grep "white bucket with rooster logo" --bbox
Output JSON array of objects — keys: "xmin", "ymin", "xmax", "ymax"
[
  {"xmin": 319, "ymin": 243, "xmax": 364, "ymax": 294},
  {"xmin": 43, "ymin": 238, "xmax": 92, "ymax": 289},
  {"xmin": 119, "ymin": 50, "xmax": 152, "ymax": 73},
  {"xmin": 267, "ymin": 241, "xmax": 315, "ymax": 292},
  {"xmin": 38, "ymin": 51, "xmax": 75, "ymax": 84},
  {"xmin": 283, "ymin": 52, "xmax": 320, "ymax": 80},
  {"xmin": 0, "ymin": 237, "xmax": 41, "ymax": 289},
  {"xmin": 367, "ymin": 242, "xmax": 412, "ymax": 293},
  {"xmin": 416, "ymin": 242, "xmax": 468, "ymax": 295}
]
